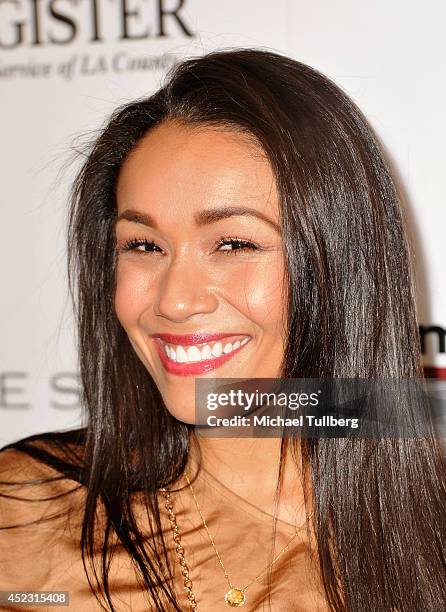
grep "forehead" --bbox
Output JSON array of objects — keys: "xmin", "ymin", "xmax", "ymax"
[{"xmin": 116, "ymin": 120, "xmax": 279, "ymax": 218}]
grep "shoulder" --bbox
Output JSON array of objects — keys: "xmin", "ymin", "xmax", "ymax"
[
  {"xmin": 0, "ymin": 429, "xmax": 87, "ymax": 524},
  {"xmin": 0, "ymin": 431, "xmax": 88, "ymax": 590}
]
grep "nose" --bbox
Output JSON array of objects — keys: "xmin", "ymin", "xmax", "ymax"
[{"xmin": 153, "ymin": 254, "xmax": 219, "ymax": 323}]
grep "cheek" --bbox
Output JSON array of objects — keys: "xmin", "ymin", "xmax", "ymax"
[
  {"xmin": 223, "ymin": 259, "xmax": 285, "ymax": 332},
  {"xmin": 114, "ymin": 262, "xmax": 153, "ymax": 327}
]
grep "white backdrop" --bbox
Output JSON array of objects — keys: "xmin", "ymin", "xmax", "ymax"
[{"xmin": 1, "ymin": 0, "xmax": 445, "ymax": 446}]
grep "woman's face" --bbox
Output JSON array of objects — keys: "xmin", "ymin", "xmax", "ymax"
[{"xmin": 114, "ymin": 120, "xmax": 286, "ymax": 424}]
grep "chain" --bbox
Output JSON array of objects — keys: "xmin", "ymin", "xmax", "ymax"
[
  {"xmin": 159, "ymin": 470, "xmax": 310, "ymax": 610},
  {"xmin": 184, "ymin": 471, "xmax": 305, "ymax": 592},
  {"xmin": 159, "ymin": 486, "xmax": 199, "ymax": 611}
]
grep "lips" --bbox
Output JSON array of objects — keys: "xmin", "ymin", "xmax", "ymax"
[
  {"xmin": 152, "ymin": 332, "xmax": 243, "ymax": 345},
  {"xmin": 151, "ymin": 333, "xmax": 252, "ymax": 376}
]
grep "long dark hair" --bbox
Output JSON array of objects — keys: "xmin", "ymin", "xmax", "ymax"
[{"xmin": 1, "ymin": 47, "xmax": 445, "ymax": 611}]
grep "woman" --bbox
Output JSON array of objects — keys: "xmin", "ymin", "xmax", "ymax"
[{"xmin": 0, "ymin": 48, "xmax": 445, "ymax": 611}]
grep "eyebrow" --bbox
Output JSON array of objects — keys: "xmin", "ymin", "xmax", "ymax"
[{"xmin": 115, "ymin": 206, "xmax": 281, "ymax": 234}]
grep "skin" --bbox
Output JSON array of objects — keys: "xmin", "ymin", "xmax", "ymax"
[
  {"xmin": 114, "ymin": 119, "xmax": 306, "ymax": 524},
  {"xmin": 115, "ymin": 120, "xmax": 286, "ymax": 417}
]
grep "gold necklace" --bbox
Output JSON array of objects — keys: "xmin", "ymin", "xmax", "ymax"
[{"xmin": 159, "ymin": 470, "xmax": 309, "ymax": 609}]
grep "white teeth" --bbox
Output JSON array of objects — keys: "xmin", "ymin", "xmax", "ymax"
[
  {"xmin": 159, "ymin": 337, "xmax": 251, "ymax": 364},
  {"xmin": 211, "ymin": 342, "xmax": 223, "ymax": 357},
  {"xmin": 187, "ymin": 346, "xmax": 202, "ymax": 362},
  {"xmin": 176, "ymin": 345, "xmax": 188, "ymax": 363},
  {"xmin": 201, "ymin": 345, "xmax": 212, "ymax": 360},
  {"xmin": 223, "ymin": 342, "xmax": 233, "ymax": 354}
]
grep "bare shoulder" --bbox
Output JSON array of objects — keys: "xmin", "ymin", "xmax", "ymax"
[
  {"xmin": 0, "ymin": 440, "xmax": 150, "ymax": 611},
  {"xmin": 0, "ymin": 439, "xmax": 87, "ymax": 592},
  {"xmin": 0, "ymin": 440, "xmax": 85, "ymax": 519}
]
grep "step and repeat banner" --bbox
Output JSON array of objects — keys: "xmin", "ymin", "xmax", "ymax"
[{"xmin": 1, "ymin": 1, "xmax": 445, "ymax": 445}]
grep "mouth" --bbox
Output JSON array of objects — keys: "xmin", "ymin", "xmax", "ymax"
[{"xmin": 151, "ymin": 333, "xmax": 252, "ymax": 376}]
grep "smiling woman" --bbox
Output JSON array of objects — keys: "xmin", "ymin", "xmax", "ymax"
[
  {"xmin": 1, "ymin": 47, "xmax": 446, "ymax": 612},
  {"xmin": 114, "ymin": 121, "xmax": 286, "ymax": 421}
]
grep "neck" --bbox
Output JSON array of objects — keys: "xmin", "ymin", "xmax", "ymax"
[{"xmin": 187, "ymin": 434, "xmax": 308, "ymax": 526}]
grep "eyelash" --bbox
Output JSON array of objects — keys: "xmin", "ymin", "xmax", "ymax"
[
  {"xmin": 214, "ymin": 236, "xmax": 260, "ymax": 255},
  {"xmin": 119, "ymin": 236, "xmax": 260, "ymax": 256}
]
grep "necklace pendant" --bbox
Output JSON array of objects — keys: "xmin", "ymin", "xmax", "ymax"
[{"xmin": 225, "ymin": 588, "xmax": 245, "ymax": 607}]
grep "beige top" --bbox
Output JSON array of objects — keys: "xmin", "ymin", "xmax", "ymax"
[{"xmin": 0, "ymin": 448, "xmax": 330, "ymax": 611}]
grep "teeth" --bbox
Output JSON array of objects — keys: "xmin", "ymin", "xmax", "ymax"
[
  {"xmin": 187, "ymin": 346, "xmax": 202, "ymax": 362},
  {"xmin": 201, "ymin": 345, "xmax": 212, "ymax": 360},
  {"xmin": 159, "ymin": 337, "xmax": 251, "ymax": 364},
  {"xmin": 211, "ymin": 342, "xmax": 222, "ymax": 357},
  {"xmin": 176, "ymin": 346, "xmax": 188, "ymax": 363}
]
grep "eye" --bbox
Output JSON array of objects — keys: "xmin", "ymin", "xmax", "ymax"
[
  {"xmin": 119, "ymin": 238, "xmax": 163, "ymax": 254},
  {"xmin": 214, "ymin": 236, "xmax": 260, "ymax": 256}
]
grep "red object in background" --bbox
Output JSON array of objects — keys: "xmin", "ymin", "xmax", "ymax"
[{"xmin": 423, "ymin": 367, "xmax": 446, "ymax": 379}]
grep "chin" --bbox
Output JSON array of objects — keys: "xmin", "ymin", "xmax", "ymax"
[
  {"xmin": 169, "ymin": 410, "xmax": 195, "ymax": 425},
  {"xmin": 164, "ymin": 404, "xmax": 196, "ymax": 425}
]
